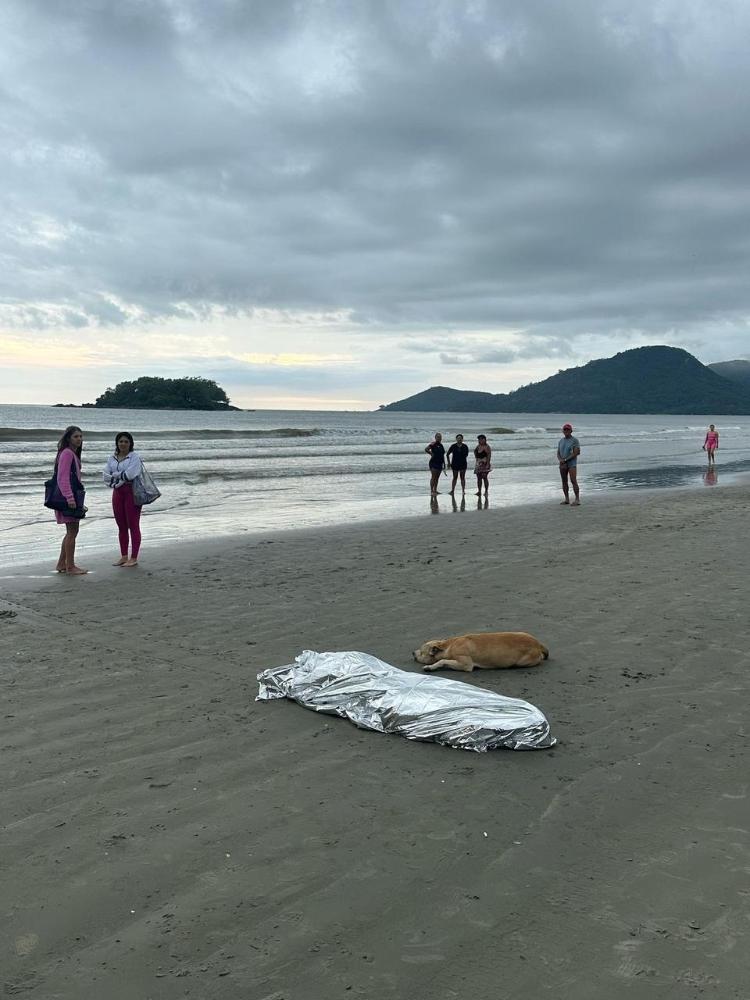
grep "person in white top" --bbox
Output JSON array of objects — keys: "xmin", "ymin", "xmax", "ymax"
[{"xmin": 103, "ymin": 432, "xmax": 144, "ymax": 567}]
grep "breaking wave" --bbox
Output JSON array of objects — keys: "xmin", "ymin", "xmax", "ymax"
[{"xmin": 0, "ymin": 426, "xmax": 321, "ymax": 442}]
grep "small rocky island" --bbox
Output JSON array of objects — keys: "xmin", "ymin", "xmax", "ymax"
[{"xmin": 54, "ymin": 376, "xmax": 240, "ymax": 411}]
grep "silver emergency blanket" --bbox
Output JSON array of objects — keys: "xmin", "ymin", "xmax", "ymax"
[{"xmin": 256, "ymin": 649, "xmax": 555, "ymax": 751}]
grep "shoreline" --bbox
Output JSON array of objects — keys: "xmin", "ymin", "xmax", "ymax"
[
  {"xmin": 4, "ymin": 403, "xmax": 748, "ymax": 575},
  {"xmin": 3, "ymin": 482, "xmax": 750, "ymax": 997},
  {"xmin": 2, "ymin": 471, "xmax": 745, "ymax": 578}
]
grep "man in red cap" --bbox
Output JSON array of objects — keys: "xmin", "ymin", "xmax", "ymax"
[{"xmin": 556, "ymin": 423, "xmax": 581, "ymax": 506}]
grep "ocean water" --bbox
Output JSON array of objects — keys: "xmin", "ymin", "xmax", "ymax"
[{"xmin": 2, "ymin": 404, "xmax": 749, "ymax": 569}]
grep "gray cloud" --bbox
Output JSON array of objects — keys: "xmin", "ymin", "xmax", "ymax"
[
  {"xmin": 404, "ymin": 333, "xmax": 574, "ymax": 366},
  {"xmin": 440, "ymin": 349, "xmax": 517, "ymax": 365},
  {"xmin": 2, "ymin": 0, "xmax": 750, "ymax": 391}
]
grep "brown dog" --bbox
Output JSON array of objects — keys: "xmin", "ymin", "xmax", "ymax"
[{"xmin": 413, "ymin": 631, "xmax": 549, "ymax": 672}]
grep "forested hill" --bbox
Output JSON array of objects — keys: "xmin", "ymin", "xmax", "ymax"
[
  {"xmin": 381, "ymin": 346, "xmax": 750, "ymax": 414},
  {"xmin": 708, "ymin": 360, "xmax": 750, "ymax": 387}
]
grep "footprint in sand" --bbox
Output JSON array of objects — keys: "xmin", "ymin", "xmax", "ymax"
[
  {"xmin": 613, "ymin": 939, "xmax": 656, "ymax": 980},
  {"xmin": 721, "ymin": 785, "xmax": 748, "ymax": 800},
  {"xmin": 677, "ymin": 969, "xmax": 720, "ymax": 988},
  {"xmin": 14, "ymin": 933, "xmax": 39, "ymax": 957},
  {"xmin": 401, "ymin": 930, "xmax": 447, "ymax": 964}
]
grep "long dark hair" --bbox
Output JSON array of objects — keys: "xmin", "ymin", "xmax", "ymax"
[
  {"xmin": 114, "ymin": 431, "xmax": 134, "ymax": 456},
  {"xmin": 57, "ymin": 425, "xmax": 83, "ymax": 457}
]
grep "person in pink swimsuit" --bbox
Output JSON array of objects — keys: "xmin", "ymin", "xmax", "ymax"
[
  {"xmin": 54, "ymin": 426, "xmax": 88, "ymax": 575},
  {"xmin": 702, "ymin": 424, "xmax": 719, "ymax": 466}
]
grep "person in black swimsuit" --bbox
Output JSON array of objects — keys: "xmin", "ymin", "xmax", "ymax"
[
  {"xmin": 474, "ymin": 434, "xmax": 492, "ymax": 498},
  {"xmin": 446, "ymin": 433, "xmax": 469, "ymax": 496},
  {"xmin": 425, "ymin": 432, "xmax": 446, "ymax": 495}
]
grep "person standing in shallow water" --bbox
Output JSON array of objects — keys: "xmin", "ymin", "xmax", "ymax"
[
  {"xmin": 703, "ymin": 424, "xmax": 719, "ymax": 466},
  {"xmin": 447, "ymin": 433, "xmax": 469, "ymax": 496},
  {"xmin": 103, "ymin": 432, "xmax": 144, "ymax": 567},
  {"xmin": 54, "ymin": 425, "xmax": 88, "ymax": 575},
  {"xmin": 425, "ymin": 433, "xmax": 446, "ymax": 495},
  {"xmin": 474, "ymin": 434, "xmax": 491, "ymax": 498},
  {"xmin": 557, "ymin": 423, "xmax": 581, "ymax": 506}
]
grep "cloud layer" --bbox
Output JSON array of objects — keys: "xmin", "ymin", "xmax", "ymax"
[{"xmin": 2, "ymin": 0, "xmax": 750, "ymax": 406}]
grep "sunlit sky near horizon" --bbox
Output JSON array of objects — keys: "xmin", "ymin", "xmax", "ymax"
[{"xmin": 2, "ymin": 0, "xmax": 750, "ymax": 410}]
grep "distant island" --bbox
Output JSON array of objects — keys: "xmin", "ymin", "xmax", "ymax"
[
  {"xmin": 380, "ymin": 346, "xmax": 750, "ymax": 414},
  {"xmin": 54, "ymin": 376, "xmax": 240, "ymax": 411}
]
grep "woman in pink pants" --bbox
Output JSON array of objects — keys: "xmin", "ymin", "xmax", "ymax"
[{"xmin": 103, "ymin": 432, "xmax": 143, "ymax": 567}]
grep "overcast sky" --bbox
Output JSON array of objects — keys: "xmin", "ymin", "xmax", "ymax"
[{"xmin": 2, "ymin": 0, "xmax": 750, "ymax": 409}]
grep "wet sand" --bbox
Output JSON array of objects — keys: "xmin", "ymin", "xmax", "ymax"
[{"xmin": 2, "ymin": 485, "xmax": 750, "ymax": 999}]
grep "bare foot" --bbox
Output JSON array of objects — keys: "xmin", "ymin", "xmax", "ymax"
[
  {"xmin": 560, "ymin": 499, "xmax": 570, "ymax": 505},
  {"xmin": 123, "ymin": 558, "xmax": 138, "ymax": 568},
  {"xmin": 66, "ymin": 567, "xmax": 89, "ymax": 575},
  {"xmin": 113, "ymin": 557, "xmax": 128, "ymax": 566},
  {"xmin": 55, "ymin": 565, "xmax": 66, "ymax": 573}
]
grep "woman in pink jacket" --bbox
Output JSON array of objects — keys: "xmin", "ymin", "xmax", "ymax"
[{"xmin": 54, "ymin": 426, "xmax": 88, "ymax": 575}]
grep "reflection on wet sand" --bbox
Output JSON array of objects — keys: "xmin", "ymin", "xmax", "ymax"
[
  {"xmin": 430, "ymin": 495, "xmax": 469, "ymax": 514},
  {"xmin": 430, "ymin": 495, "xmax": 470, "ymax": 514},
  {"xmin": 593, "ymin": 458, "xmax": 750, "ymax": 492}
]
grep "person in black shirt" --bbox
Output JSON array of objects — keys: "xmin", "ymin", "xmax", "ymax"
[
  {"xmin": 446, "ymin": 433, "xmax": 469, "ymax": 496},
  {"xmin": 425, "ymin": 432, "xmax": 446, "ymax": 495}
]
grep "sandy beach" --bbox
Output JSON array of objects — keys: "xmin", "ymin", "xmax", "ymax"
[{"xmin": 2, "ymin": 484, "xmax": 750, "ymax": 999}]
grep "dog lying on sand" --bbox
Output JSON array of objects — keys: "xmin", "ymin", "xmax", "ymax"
[{"xmin": 413, "ymin": 631, "xmax": 549, "ymax": 672}]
